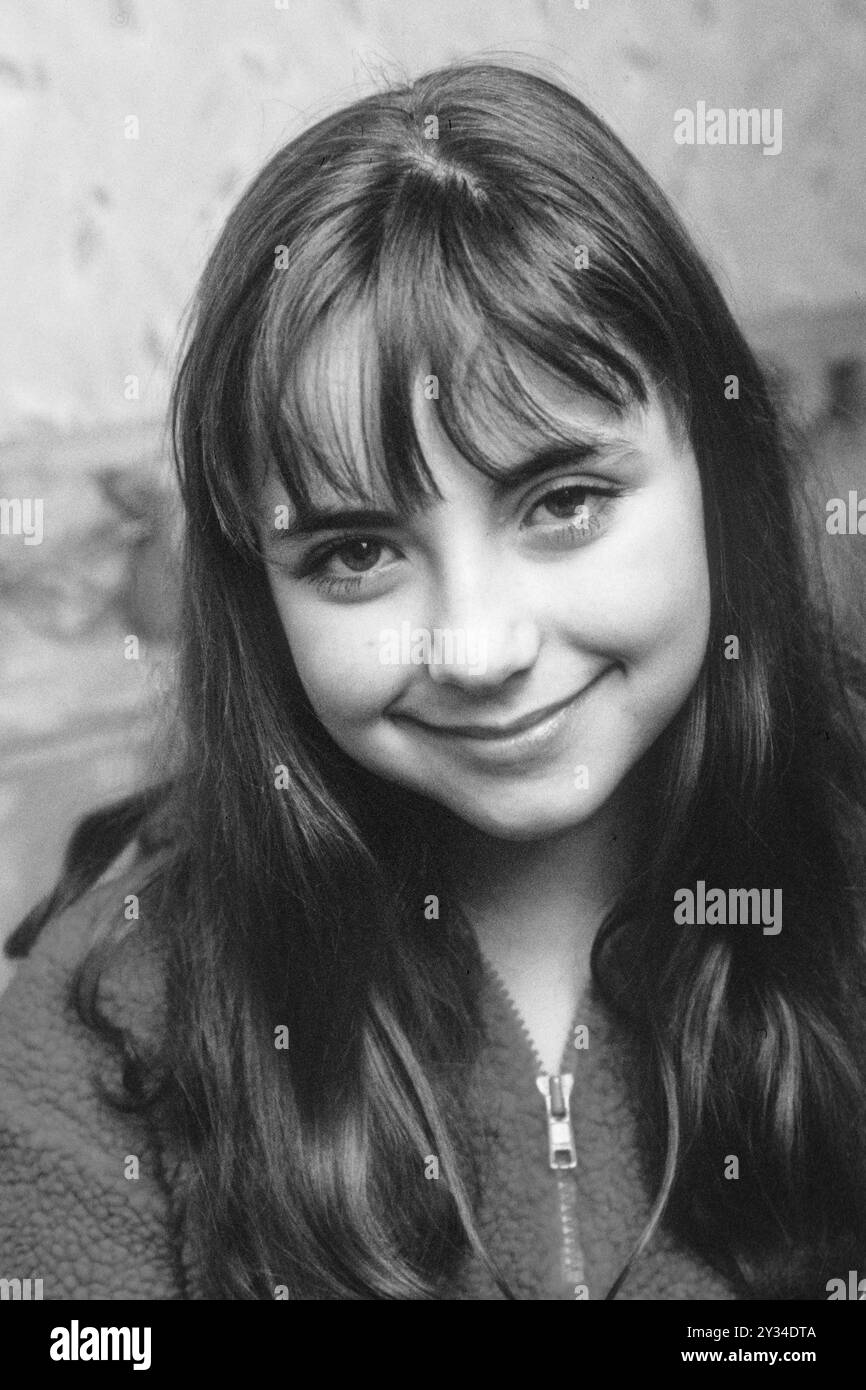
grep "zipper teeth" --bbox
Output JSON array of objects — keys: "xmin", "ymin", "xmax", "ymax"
[
  {"xmin": 482, "ymin": 961, "xmax": 589, "ymax": 1298},
  {"xmin": 537, "ymin": 1072, "xmax": 588, "ymax": 1297},
  {"xmin": 556, "ymin": 1172, "xmax": 586, "ymax": 1295}
]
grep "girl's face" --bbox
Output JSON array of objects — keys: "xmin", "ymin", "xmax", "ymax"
[{"xmin": 258, "ymin": 343, "xmax": 711, "ymax": 841}]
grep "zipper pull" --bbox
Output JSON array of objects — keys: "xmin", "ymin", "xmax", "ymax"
[{"xmin": 535, "ymin": 1072, "xmax": 577, "ymax": 1170}]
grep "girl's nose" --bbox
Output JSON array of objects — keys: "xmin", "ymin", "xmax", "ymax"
[{"xmin": 423, "ymin": 571, "xmax": 541, "ymax": 690}]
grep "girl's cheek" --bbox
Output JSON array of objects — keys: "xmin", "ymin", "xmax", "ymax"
[
  {"xmin": 618, "ymin": 480, "xmax": 708, "ymax": 603},
  {"xmin": 272, "ymin": 589, "xmax": 409, "ymax": 722},
  {"xmin": 620, "ymin": 575, "xmax": 709, "ymax": 670},
  {"xmin": 557, "ymin": 504, "xmax": 708, "ymax": 669},
  {"xmin": 578, "ymin": 530, "xmax": 700, "ymax": 624}
]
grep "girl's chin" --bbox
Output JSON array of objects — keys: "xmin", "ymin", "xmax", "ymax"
[{"xmin": 431, "ymin": 791, "xmax": 612, "ymax": 842}]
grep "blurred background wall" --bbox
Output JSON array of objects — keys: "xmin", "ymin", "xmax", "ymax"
[{"xmin": 2, "ymin": 0, "xmax": 865, "ymax": 983}]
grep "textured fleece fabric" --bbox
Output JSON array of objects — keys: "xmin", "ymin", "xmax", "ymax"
[{"xmin": 0, "ymin": 859, "xmax": 736, "ymax": 1301}]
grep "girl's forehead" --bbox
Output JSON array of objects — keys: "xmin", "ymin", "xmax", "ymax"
[
  {"xmin": 253, "ymin": 301, "xmax": 662, "ymax": 519},
  {"xmin": 459, "ymin": 353, "xmax": 648, "ymax": 448},
  {"xmin": 300, "ymin": 312, "xmax": 643, "ymax": 438}
]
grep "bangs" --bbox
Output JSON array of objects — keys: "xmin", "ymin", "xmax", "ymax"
[{"xmin": 214, "ymin": 162, "xmax": 684, "ymax": 559}]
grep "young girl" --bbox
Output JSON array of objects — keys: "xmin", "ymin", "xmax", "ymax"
[{"xmin": 3, "ymin": 59, "xmax": 866, "ymax": 1302}]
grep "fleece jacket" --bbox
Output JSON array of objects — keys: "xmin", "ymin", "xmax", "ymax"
[{"xmin": 0, "ymin": 857, "xmax": 735, "ymax": 1301}]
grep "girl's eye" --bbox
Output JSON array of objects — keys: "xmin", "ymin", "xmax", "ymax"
[
  {"xmin": 303, "ymin": 536, "xmax": 399, "ymax": 596},
  {"xmin": 524, "ymin": 482, "xmax": 618, "ymax": 541},
  {"xmin": 292, "ymin": 482, "xmax": 619, "ymax": 597}
]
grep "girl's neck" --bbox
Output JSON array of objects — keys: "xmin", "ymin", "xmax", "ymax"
[
  {"xmin": 443, "ymin": 779, "xmax": 643, "ymax": 1071},
  {"xmin": 449, "ymin": 775, "xmax": 641, "ymax": 930}
]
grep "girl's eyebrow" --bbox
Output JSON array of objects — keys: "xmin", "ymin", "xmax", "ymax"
[
  {"xmin": 260, "ymin": 432, "xmax": 638, "ymax": 538},
  {"xmin": 493, "ymin": 434, "xmax": 638, "ymax": 488},
  {"xmin": 264, "ymin": 505, "xmax": 404, "ymax": 538}
]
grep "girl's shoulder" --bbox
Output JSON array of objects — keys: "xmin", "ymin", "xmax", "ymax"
[
  {"xmin": 0, "ymin": 850, "xmax": 178, "ymax": 1299},
  {"xmin": 1, "ymin": 845, "xmax": 169, "ymax": 1052}
]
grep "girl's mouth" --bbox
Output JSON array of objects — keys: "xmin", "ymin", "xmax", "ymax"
[{"xmin": 393, "ymin": 668, "xmax": 613, "ymax": 764}]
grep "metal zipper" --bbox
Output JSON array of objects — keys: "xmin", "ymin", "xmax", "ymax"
[
  {"xmin": 536, "ymin": 1073, "xmax": 577, "ymax": 1169},
  {"xmin": 480, "ymin": 961, "xmax": 589, "ymax": 1298},
  {"xmin": 536, "ymin": 1072, "xmax": 587, "ymax": 1298}
]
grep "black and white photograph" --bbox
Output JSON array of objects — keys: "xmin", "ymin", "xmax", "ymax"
[{"xmin": 1, "ymin": 0, "xmax": 865, "ymax": 1353}]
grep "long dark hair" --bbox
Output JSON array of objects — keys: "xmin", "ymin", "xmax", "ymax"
[{"xmin": 12, "ymin": 60, "xmax": 866, "ymax": 1299}]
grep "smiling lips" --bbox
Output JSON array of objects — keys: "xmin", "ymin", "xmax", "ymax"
[{"xmin": 396, "ymin": 670, "xmax": 609, "ymax": 743}]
